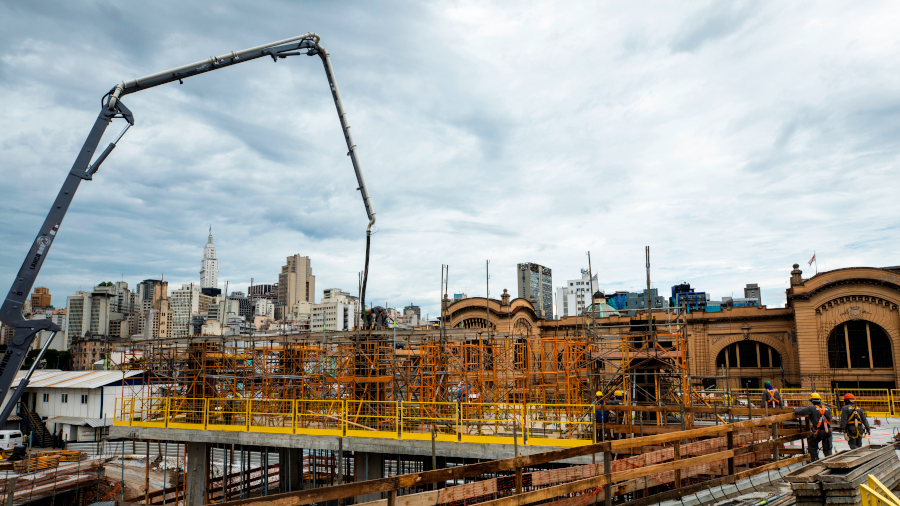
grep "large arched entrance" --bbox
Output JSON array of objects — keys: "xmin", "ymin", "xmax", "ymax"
[
  {"xmin": 827, "ymin": 320, "xmax": 893, "ymax": 369},
  {"xmin": 716, "ymin": 341, "xmax": 784, "ymax": 388}
]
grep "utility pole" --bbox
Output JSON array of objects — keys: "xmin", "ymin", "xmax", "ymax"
[
  {"xmin": 486, "ymin": 260, "xmax": 490, "ymax": 340},
  {"xmin": 587, "ymin": 251, "xmax": 594, "ymax": 334},
  {"xmin": 645, "ymin": 247, "xmax": 653, "ymax": 342}
]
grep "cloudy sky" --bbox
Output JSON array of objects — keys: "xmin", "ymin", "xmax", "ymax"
[{"xmin": 1, "ymin": 1, "xmax": 899, "ymax": 317}]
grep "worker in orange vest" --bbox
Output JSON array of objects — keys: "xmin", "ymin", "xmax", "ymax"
[
  {"xmin": 763, "ymin": 381, "xmax": 782, "ymax": 408},
  {"xmin": 793, "ymin": 393, "xmax": 833, "ymax": 460}
]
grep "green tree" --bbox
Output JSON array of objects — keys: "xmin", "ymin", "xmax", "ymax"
[{"xmin": 21, "ymin": 349, "xmax": 72, "ymax": 371}]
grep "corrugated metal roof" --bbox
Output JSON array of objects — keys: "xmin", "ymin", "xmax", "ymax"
[
  {"xmin": 11, "ymin": 370, "xmax": 145, "ymax": 390},
  {"xmin": 45, "ymin": 416, "xmax": 112, "ymax": 428}
]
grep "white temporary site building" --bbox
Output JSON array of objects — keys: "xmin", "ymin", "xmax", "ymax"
[{"xmin": 0, "ymin": 370, "xmax": 151, "ymax": 443}]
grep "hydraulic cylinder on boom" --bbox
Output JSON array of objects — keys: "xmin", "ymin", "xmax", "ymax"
[{"xmin": 0, "ymin": 33, "xmax": 376, "ymax": 427}]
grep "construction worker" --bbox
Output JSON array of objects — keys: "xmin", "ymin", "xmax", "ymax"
[
  {"xmin": 606, "ymin": 390, "xmax": 624, "ymax": 440},
  {"xmin": 793, "ymin": 393, "xmax": 833, "ymax": 460},
  {"xmin": 366, "ymin": 306, "xmax": 389, "ymax": 329},
  {"xmin": 839, "ymin": 393, "xmax": 870, "ymax": 449},
  {"xmin": 594, "ymin": 391, "xmax": 606, "ymax": 441},
  {"xmin": 763, "ymin": 381, "xmax": 782, "ymax": 408}
]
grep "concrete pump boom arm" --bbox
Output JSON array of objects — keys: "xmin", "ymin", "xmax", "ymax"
[{"xmin": 0, "ymin": 34, "xmax": 376, "ymax": 428}]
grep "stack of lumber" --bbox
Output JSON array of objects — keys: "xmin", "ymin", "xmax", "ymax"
[
  {"xmin": 12, "ymin": 454, "xmax": 62, "ymax": 473},
  {"xmin": 785, "ymin": 444, "xmax": 900, "ymax": 506},
  {"xmin": 36, "ymin": 450, "xmax": 89, "ymax": 462}
]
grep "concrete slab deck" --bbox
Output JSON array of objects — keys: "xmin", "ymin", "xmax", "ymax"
[{"xmin": 109, "ymin": 426, "xmax": 598, "ymax": 464}]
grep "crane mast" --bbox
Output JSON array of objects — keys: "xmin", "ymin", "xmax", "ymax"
[{"xmin": 0, "ymin": 33, "xmax": 376, "ymax": 427}]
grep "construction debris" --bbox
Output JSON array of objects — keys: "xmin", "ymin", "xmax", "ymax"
[{"xmin": 786, "ymin": 444, "xmax": 900, "ymax": 506}]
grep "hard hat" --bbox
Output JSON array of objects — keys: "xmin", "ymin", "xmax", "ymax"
[
  {"xmin": 844, "ymin": 393, "xmax": 855, "ymax": 401},
  {"xmin": 614, "ymin": 390, "xmax": 624, "ymax": 397},
  {"xmin": 595, "ymin": 391, "xmax": 602, "ymax": 397},
  {"xmin": 809, "ymin": 393, "xmax": 821, "ymax": 401}
]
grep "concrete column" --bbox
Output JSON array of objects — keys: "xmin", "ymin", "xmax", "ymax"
[
  {"xmin": 354, "ymin": 452, "xmax": 384, "ymax": 502},
  {"xmin": 279, "ymin": 448, "xmax": 302, "ymax": 492},
  {"xmin": 186, "ymin": 442, "xmax": 208, "ymax": 506}
]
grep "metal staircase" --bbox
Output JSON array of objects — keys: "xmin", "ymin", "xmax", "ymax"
[{"xmin": 18, "ymin": 402, "xmax": 52, "ymax": 447}]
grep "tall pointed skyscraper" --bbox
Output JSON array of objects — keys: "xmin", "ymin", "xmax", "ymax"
[{"xmin": 200, "ymin": 227, "xmax": 219, "ymax": 289}]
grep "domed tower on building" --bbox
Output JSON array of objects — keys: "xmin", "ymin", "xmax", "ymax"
[{"xmin": 200, "ymin": 227, "xmax": 219, "ymax": 289}]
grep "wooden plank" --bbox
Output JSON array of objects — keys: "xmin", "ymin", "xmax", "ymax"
[
  {"xmin": 602, "ymin": 405, "xmax": 794, "ymax": 416},
  {"xmin": 818, "ymin": 449, "xmax": 896, "ymax": 483},
  {"xmin": 466, "ymin": 449, "xmax": 742, "ymax": 506},
  {"xmin": 822, "ymin": 456, "xmax": 900, "ymax": 490},
  {"xmin": 673, "ymin": 441, "xmax": 681, "ymax": 489},
  {"xmin": 608, "ymin": 412, "xmax": 796, "ymax": 451},
  {"xmin": 727, "ymin": 430, "xmax": 735, "ymax": 475},
  {"xmin": 823, "ymin": 444, "xmax": 893, "ymax": 469},
  {"xmin": 784, "ymin": 451, "xmax": 849, "ymax": 483},
  {"xmin": 791, "ymin": 483, "xmax": 822, "ymax": 490},
  {"xmin": 620, "ymin": 455, "xmax": 808, "ymax": 506}
]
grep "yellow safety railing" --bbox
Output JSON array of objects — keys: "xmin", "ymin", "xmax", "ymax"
[
  {"xmin": 296, "ymin": 399, "xmax": 344, "ymax": 436},
  {"xmin": 891, "ymin": 390, "xmax": 900, "ymax": 418},
  {"xmin": 124, "ymin": 395, "xmax": 854, "ymax": 447},
  {"xmin": 207, "ymin": 398, "xmax": 249, "ymax": 431},
  {"xmin": 460, "ymin": 403, "xmax": 524, "ymax": 444},
  {"xmin": 167, "ymin": 398, "xmax": 206, "ymax": 430},
  {"xmin": 837, "ymin": 389, "xmax": 892, "ymax": 417},
  {"xmin": 525, "ymin": 403, "xmax": 593, "ymax": 447},
  {"xmin": 345, "ymin": 400, "xmax": 398, "ymax": 439},
  {"xmin": 400, "ymin": 401, "xmax": 458, "ymax": 442},
  {"xmin": 130, "ymin": 397, "xmax": 168, "ymax": 428},
  {"xmin": 114, "ymin": 397, "xmax": 133, "ymax": 426},
  {"xmin": 860, "ymin": 475, "xmax": 900, "ymax": 506},
  {"xmin": 250, "ymin": 399, "xmax": 294, "ymax": 434}
]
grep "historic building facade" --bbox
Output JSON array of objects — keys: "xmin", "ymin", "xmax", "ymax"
[{"xmin": 443, "ymin": 264, "xmax": 900, "ymax": 391}]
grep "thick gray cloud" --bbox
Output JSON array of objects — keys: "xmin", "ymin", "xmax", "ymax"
[{"xmin": 1, "ymin": 1, "xmax": 899, "ymax": 317}]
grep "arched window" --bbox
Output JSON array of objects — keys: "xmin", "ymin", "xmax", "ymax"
[
  {"xmin": 457, "ymin": 318, "xmax": 495, "ymax": 330},
  {"xmin": 716, "ymin": 342, "xmax": 782, "ymax": 368},
  {"xmin": 827, "ymin": 321, "xmax": 893, "ymax": 369}
]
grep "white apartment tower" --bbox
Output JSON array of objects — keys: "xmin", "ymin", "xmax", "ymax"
[
  {"xmin": 200, "ymin": 228, "xmax": 219, "ymax": 289},
  {"xmin": 556, "ymin": 269, "xmax": 600, "ymax": 318}
]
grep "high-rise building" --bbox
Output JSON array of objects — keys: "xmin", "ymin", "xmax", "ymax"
[
  {"xmin": 31, "ymin": 287, "xmax": 51, "ymax": 309},
  {"xmin": 200, "ymin": 228, "xmax": 219, "ymax": 289},
  {"xmin": 65, "ymin": 289, "xmax": 115, "ymax": 348},
  {"xmin": 135, "ymin": 280, "xmax": 172, "ymax": 340},
  {"xmin": 249, "ymin": 284, "xmax": 278, "ymax": 300},
  {"xmin": 606, "ymin": 288, "xmax": 667, "ymax": 316},
  {"xmin": 228, "ymin": 292, "xmax": 252, "ymax": 318},
  {"xmin": 517, "ymin": 262, "xmax": 553, "ymax": 319},
  {"xmin": 556, "ymin": 269, "xmax": 599, "ymax": 318},
  {"xmin": 171, "ymin": 284, "xmax": 202, "ymax": 338},
  {"xmin": 278, "ymin": 255, "xmax": 315, "ymax": 309},
  {"xmin": 744, "ymin": 283, "xmax": 761, "ymax": 304},
  {"xmin": 311, "ymin": 288, "xmax": 358, "ymax": 332},
  {"xmin": 670, "ymin": 283, "xmax": 707, "ymax": 313},
  {"xmin": 254, "ymin": 299, "xmax": 276, "ymax": 318},
  {"xmin": 404, "ymin": 304, "xmax": 421, "ymax": 319}
]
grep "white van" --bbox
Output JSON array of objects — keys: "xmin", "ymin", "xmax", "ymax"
[{"xmin": 0, "ymin": 431, "xmax": 24, "ymax": 450}]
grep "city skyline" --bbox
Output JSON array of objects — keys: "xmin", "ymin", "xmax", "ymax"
[{"xmin": 4, "ymin": 227, "xmax": 873, "ymax": 320}]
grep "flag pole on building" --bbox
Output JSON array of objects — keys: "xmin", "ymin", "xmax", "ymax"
[{"xmin": 808, "ymin": 252, "xmax": 817, "ymax": 274}]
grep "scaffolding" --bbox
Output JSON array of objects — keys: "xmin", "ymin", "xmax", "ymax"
[{"xmin": 113, "ymin": 304, "xmax": 708, "ymax": 437}]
